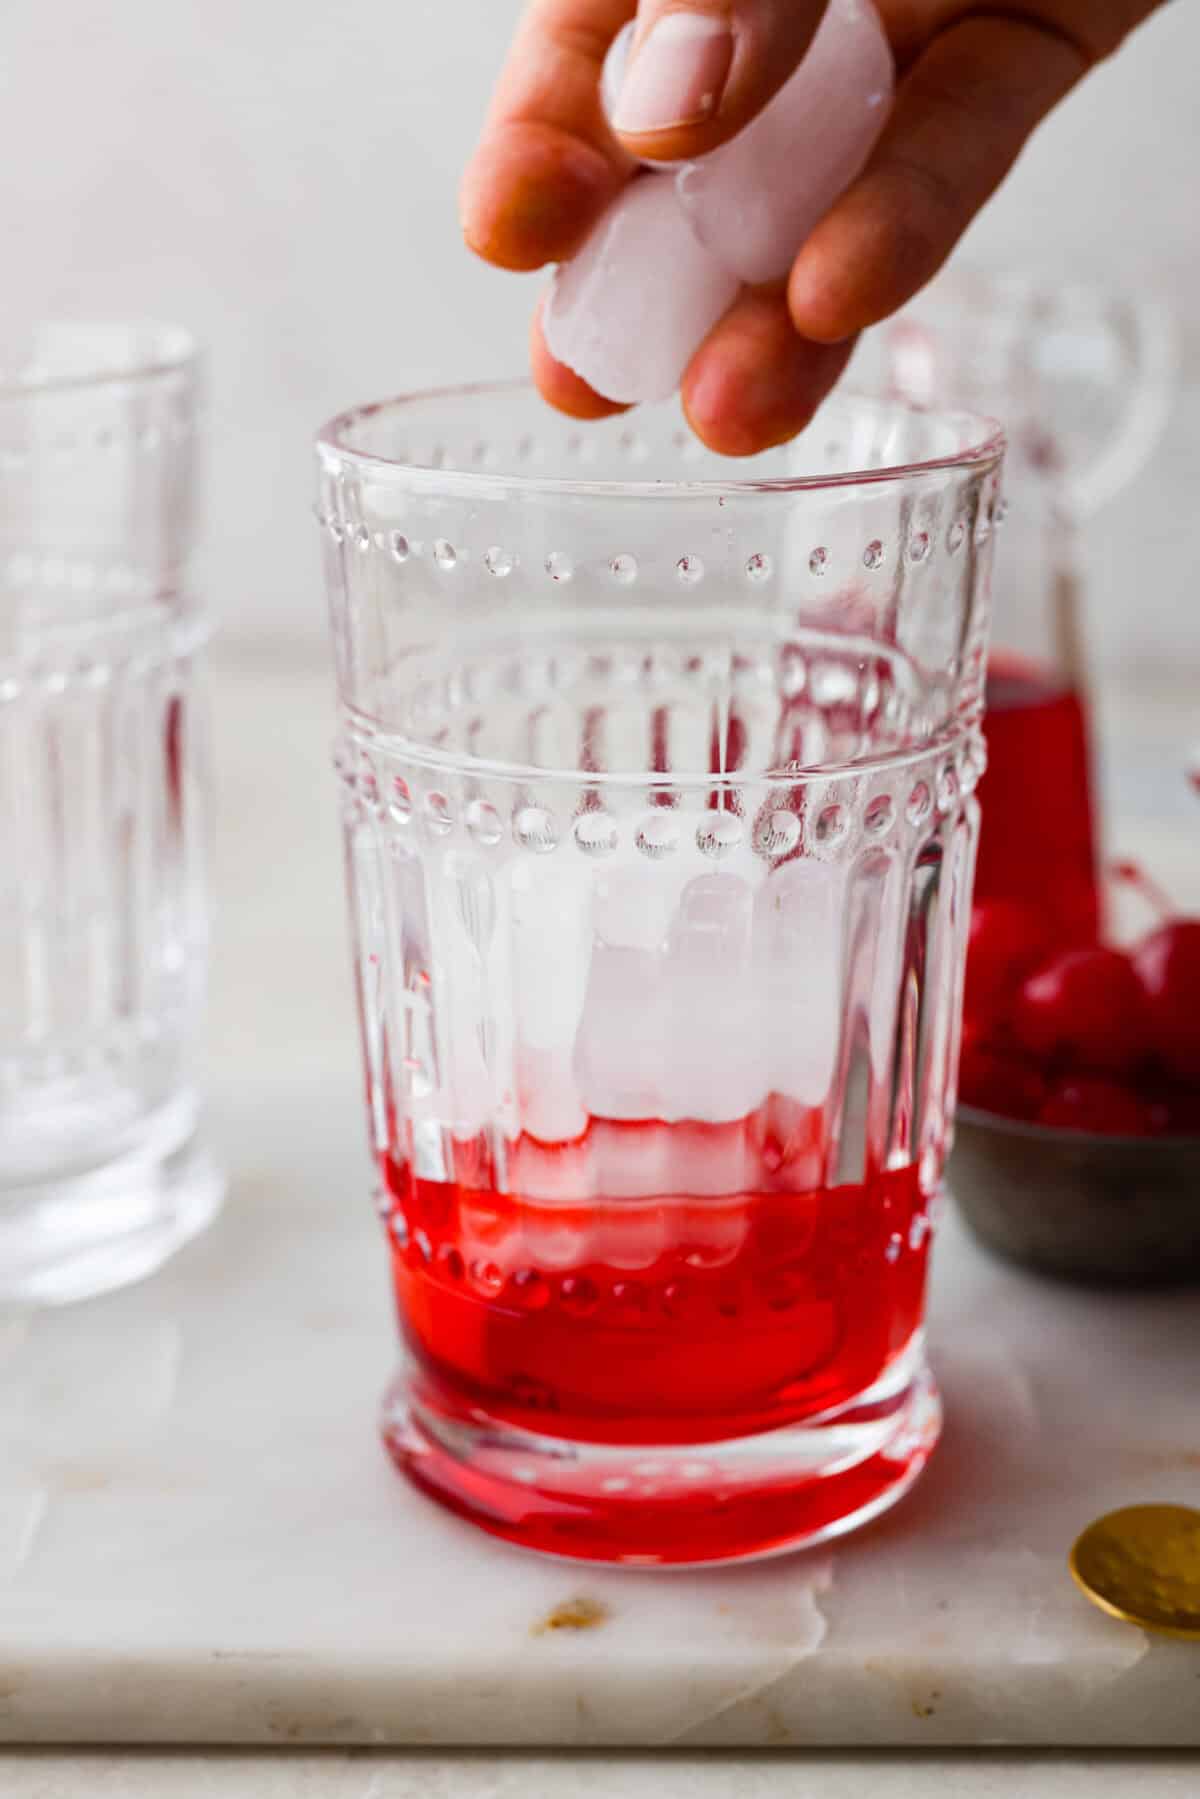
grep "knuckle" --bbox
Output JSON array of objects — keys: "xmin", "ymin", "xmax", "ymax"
[
  {"xmin": 967, "ymin": 5, "xmax": 1129, "ymax": 71},
  {"xmin": 880, "ymin": 149, "xmax": 964, "ymax": 239},
  {"xmin": 1018, "ymin": 1, "xmax": 1151, "ymax": 64}
]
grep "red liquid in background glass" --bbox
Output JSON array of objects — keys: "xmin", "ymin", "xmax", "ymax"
[
  {"xmin": 382, "ymin": 1115, "xmax": 930, "ymax": 1450},
  {"xmin": 974, "ymin": 654, "xmax": 1101, "ymax": 942}
]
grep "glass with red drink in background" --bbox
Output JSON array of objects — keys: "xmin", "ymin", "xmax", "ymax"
[
  {"xmin": 972, "ymin": 651, "xmax": 1100, "ymax": 946},
  {"xmin": 866, "ymin": 273, "xmax": 1199, "ymax": 1277}
]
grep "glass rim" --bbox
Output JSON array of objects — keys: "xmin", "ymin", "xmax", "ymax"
[
  {"xmin": 0, "ymin": 321, "xmax": 199, "ymax": 399},
  {"xmin": 317, "ymin": 379, "xmax": 1005, "ymax": 500}
]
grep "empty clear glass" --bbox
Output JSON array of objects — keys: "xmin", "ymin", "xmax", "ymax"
[
  {"xmin": 0, "ymin": 324, "xmax": 223, "ymax": 1303},
  {"xmin": 317, "ymin": 386, "xmax": 1004, "ymax": 1565}
]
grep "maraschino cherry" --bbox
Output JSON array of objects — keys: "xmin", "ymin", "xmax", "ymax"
[
  {"xmin": 1134, "ymin": 919, "xmax": 1200, "ymax": 1085},
  {"xmin": 1012, "ymin": 946, "xmax": 1150, "ymax": 1076},
  {"xmin": 958, "ymin": 1034, "xmax": 1047, "ymax": 1120},
  {"xmin": 962, "ymin": 849, "xmax": 1200, "ymax": 1137}
]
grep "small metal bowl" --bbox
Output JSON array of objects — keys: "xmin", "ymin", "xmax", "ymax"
[{"xmin": 950, "ymin": 1107, "xmax": 1200, "ymax": 1285}]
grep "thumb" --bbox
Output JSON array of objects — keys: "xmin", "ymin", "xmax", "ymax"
[{"xmin": 610, "ymin": 0, "xmax": 829, "ymax": 160}]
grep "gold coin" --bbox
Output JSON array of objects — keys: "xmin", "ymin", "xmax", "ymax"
[{"xmin": 1070, "ymin": 1504, "xmax": 1200, "ymax": 1639}]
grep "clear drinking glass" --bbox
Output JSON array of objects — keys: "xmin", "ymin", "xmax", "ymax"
[
  {"xmin": 317, "ymin": 385, "xmax": 1004, "ymax": 1565},
  {"xmin": 0, "ymin": 324, "xmax": 223, "ymax": 1303}
]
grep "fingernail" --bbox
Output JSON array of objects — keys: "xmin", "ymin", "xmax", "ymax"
[{"xmin": 613, "ymin": 13, "xmax": 734, "ymax": 135}]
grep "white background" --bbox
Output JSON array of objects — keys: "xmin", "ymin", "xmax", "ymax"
[{"xmin": 2, "ymin": 0, "xmax": 1198, "ymax": 674}]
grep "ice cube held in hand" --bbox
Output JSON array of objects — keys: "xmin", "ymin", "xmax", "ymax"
[
  {"xmin": 676, "ymin": 0, "xmax": 893, "ymax": 285},
  {"xmin": 601, "ymin": 0, "xmax": 894, "ymax": 288},
  {"xmin": 542, "ymin": 173, "xmax": 739, "ymax": 405}
]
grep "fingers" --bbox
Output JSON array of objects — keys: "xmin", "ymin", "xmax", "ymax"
[
  {"xmin": 787, "ymin": 14, "xmax": 1087, "ymax": 342},
  {"xmin": 612, "ymin": 0, "xmax": 828, "ymax": 161},
  {"xmin": 461, "ymin": 0, "xmax": 637, "ymax": 272},
  {"xmin": 877, "ymin": 0, "xmax": 1161, "ymax": 73},
  {"xmin": 681, "ymin": 290, "xmax": 855, "ymax": 456},
  {"xmin": 529, "ymin": 296, "xmax": 632, "ymax": 420},
  {"xmin": 530, "ymin": 287, "xmax": 850, "ymax": 456}
]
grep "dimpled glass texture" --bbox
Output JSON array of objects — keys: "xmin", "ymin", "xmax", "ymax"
[
  {"xmin": 0, "ymin": 324, "xmax": 223, "ymax": 1303},
  {"xmin": 316, "ymin": 384, "xmax": 1004, "ymax": 1565}
]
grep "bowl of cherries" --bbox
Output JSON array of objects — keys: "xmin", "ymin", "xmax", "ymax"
[{"xmin": 951, "ymin": 866, "xmax": 1200, "ymax": 1284}]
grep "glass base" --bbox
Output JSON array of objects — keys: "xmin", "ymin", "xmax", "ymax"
[
  {"xmin": 0, "ymin": 1108, "xmax": 224, "ymax": 1305},
  {"xmin": 381, "ymin": 1342, "xmax": 941, "ymax": 1567}
]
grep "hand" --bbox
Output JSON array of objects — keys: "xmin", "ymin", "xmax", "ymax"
[{"xmin": 462, "ymin": 0, "xmax": 1163, "ymax": 453}]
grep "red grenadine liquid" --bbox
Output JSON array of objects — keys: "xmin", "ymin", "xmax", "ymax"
[
  {"xmin": 974, "ymin": 653, "xmax": 1101, "ymax": 944},
  {"xmin": 382, "ymin": 1112, "xmax": 931, "ymax": 1450}
]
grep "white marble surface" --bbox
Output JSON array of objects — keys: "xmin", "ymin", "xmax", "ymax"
[
  {"xmin": 5, "ymin": 1065, "xmax": 1199, "ymax": 1750},
  {"xmin": 0, "ymin": 655, "xmax": 1197, "ymax": 1783},
  {"xmin": 1, "ymin": 1749, "xmax": 1199, "ymax": 1798}
]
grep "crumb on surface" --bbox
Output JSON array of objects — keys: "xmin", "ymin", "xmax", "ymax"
[
  {"xmin": 534, "ymin": 1596, "xmax": 610, "ymax": 1636},
  {"xmin": 912, "ymin": 1687, "xmax": 942, "ymax": 1719}
]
